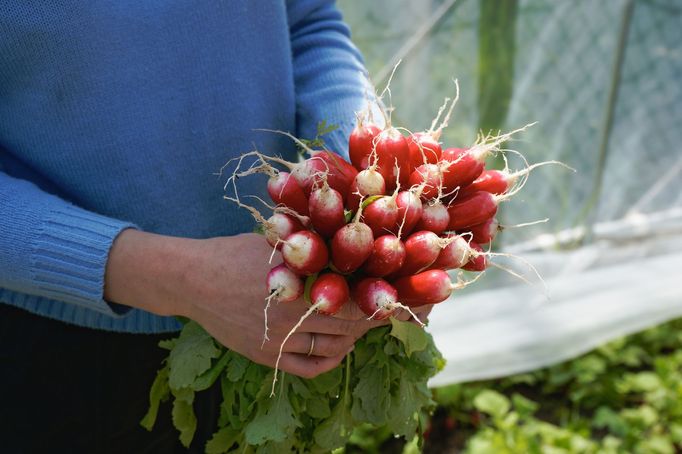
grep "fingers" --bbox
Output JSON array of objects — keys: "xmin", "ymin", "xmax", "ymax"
[
  {"xmin": 389, "ymin": 304, "xmax": 434, "ymax": 324},
  {"xmin": 272, "ymin": 333, "xmax": 355, "ymax": 358},
  {"xmin": 300, "ymin": 314, "xmax": 386, "ymax": 337},
  {"xmin": 277, "ymin": 352, "xmax": 348, "ymax": 379}
]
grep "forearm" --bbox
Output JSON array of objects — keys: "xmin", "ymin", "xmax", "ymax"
[{"xmin": 103, "ymin": 229, "xmax": 200, "ymax": 318}]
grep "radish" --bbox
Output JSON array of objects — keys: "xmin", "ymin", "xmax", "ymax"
[
  {"xmin": 264, "ymin": 212, "xmax": 305, "ymax": 250},
  {"xmin": 362, "ymin": 183, "xmax": 401, "ymax": 237},
  {"xmin": 308, "ymin": 150, "xmax": 358, "ymax": 202},
  {"xmin": 374, "ymin": 127, "xmax": 410, "ymax": 191},
  {"xmin": 346, "ymin": 166, "xmax": 386, "ymax": 211},
  {"xmin": 408, "ymin": 163, "xmax": 443, "ymax": 201},
  {"xmin": 457, "ymin": 169, "xmax": 508, "ymax": 199},
  {"xmin": 430, "ymin": 234, "xmax": 472, "ymax": 270},
  {"xmin": 266, "ymin": 171, "xmax": 309, "ymax": 216},
  {"xmin": 440, "ymin": 123, "xmax": 536, "ymax": 194},
  {"xmin": 362, "ymin": 234, "xmax": 406, "ymax": 277},
  {"xmin": 223, "ymin": 195, "xmax": 305, "ymax": 250},
  {"xmin": 330, "ymin": 206, "xmax": 374, "ymax": 273},
  {"xmin": 439, "ymin": 147, "xmax": 484, "ymax": 194},
  {"xmin": 265, "ymin": 263, "xmax": 304, "ymax": 304},
  {"xmin": 308, "ymin": 182, "xmax": 346, "ymax": 238},
  {"xmin": 271, "ymin": 272, "xmax": 349, "ymax": 396},
  {"xmin": 391, "ymin": 269, "xmax": 454, "ymax": 306},
  {"xmin": 457, "ymin": 160, "xmax": 574, "ymax": 199},
  {"xmin": 252, "ymin": 131, "xmax": 356, "ymax": 197},
  {"xmin": 464, "ymin": 217, "xmax": 500, "ymax": 245},
  {"xmin": 263, "ymin": 264, "xmax": 304, "ymax": 344},
  {"xmin": 281, "ymin": 230, "xmax": 329, "ymax": 276},
  {"xmin": 237, "ymin": 153, "xmax": 325, "ymax": 197},
  {"xmin": 393, "ymin": 230, "xmax": 443, "ymax": 277},
  {"xmin": 414, "ymin": 201, "xmax": 449, "ymax": 235},
  {"xmin": 408, "ymin": 132, "xmax": 442, "ymax": 169},
  {"xmin": 353, "ymin": 277, "xmax": 399, "ymax": 320},
  {"xmin": 446, "ymin": 191, "xmax": 502, "ymax": 231},
  {"xmin": 309, "ymin": 272, "xmax": 350, "ymax": 316},
  {"xmin": 461, "ymin": 242, "xmax": 487, "ymax": 272},
  {"xmin": 349, "ymin": 121, "xmax": 382, "ymax": 170},
  {"xmin": 395, "ymin": 190, "xmax": 423, "ymax": 236}
]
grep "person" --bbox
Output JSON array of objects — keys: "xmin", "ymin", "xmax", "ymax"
[{"xmin": 0, "ymin": 1, "xmax": 431, "ymax": 452}]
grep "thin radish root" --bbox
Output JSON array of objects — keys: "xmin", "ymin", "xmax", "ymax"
[
  {"xmin": 271, "ymin": 301, "xmax": 324, "ymax": 397},
  {"xmin": 431, "ymin": 79, "xmax": 460, "ymax": 138},
  {"xmin": 500, "ymin": 218, "xmax": 549, "ymax": 230},
  {"xmin": 245, "ymin": 194, "xmax": 311, "ymax": 226},
  {"xmin": 262, "ymin": 291, "xmax": 279, "ymax": 348},
  {"xmin": 223, "ymin": 194, "xmax": 268, "ymax": 226},
  {"xmin": 392, "ymin": 302, "xmax": 426, "ymax": 327},
  {"xmin": 428, "ymin": 96, "xmax": 451, "ymax": 134},
  {"xmin": 462, "ymin": 122, "xmax": 537, "ymax": 165},
  {"xmin": 482, "ymin": 250, "xmax": 548, "ymax": 296},
  {"xmin": 378, "ymin": 59, "xmax": 401, "ymax": 127},
  {"xmin": 451, "ymin": 270, "xmax": 485, "ymax": 291}
]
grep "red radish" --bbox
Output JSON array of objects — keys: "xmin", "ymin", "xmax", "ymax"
[
  {"xmin": 266, "ymin": 171, "xmax": 309, "ymax": 216},
  {"xmin": 447, "ymin": 191, "xmax": 501, "ymax": 231},
  {"xmin": 462, "ymin": 242, "xmax": 487, "ymax": 272},
  {"xmin": 330, "ymin": 208, "xmax": 374, "ymax": 273},
  {"xmin": 353, "ymin": 277, "xmax": 399, "ymax": 320},
  {"xmin": 265, "ymin": 263, "xmax": 304, "ymax": 304},
  {"xmin": 395, "ymin": 190, "xmax": 423, "ymax": 236},
  {"xmin": 308, "ymin": 183, "xmax": 346, "ymax": 238},
  {"xmin": 257, "ymin": 154, "xmax": 326, "ymax": 197},
  {"xmin": 309, "ymin": 272, "xmax": 350, "ymax": 316},
  {"xmin": 414, "ymin": 201, "xmax": 449, "ymax": 235},
  {"xmin": 362, "ymin": 184, "xmax": 401, "ymax": 237},
  {"xmin": 309, "ymin": 150, "xmax": 358, "ymax": 201},
  {"xmin": 440, "ymin": 124, "xmax": 536, "ymax": 194},
  {"xmin": 394, "ymin": 230, "xmax": 442, "ymax": 277},
  {"xmin": 349, "ymin": 122, "xmax": 382, "ymax": 170},
  {"xmin": 408, "ymin": 163, "xmax": 443, "ymax": 201},
  {"xmin": 430, "ymin": 234, "xmax": 472, "ymax": 270},
  {"xmin": 263, "ymin": 263, "xmax": 305, "ymax": 344},
  {"xmin": 271, "ymin": 271, "xmax": 348, "ymax": 396},
  {"xmin": 264, "ymin": 212, "xmax": 305, "ymax": 250},
  {"xmin": 408, "ymin": 132, "xmax": 442, "ymax": 169},
  {"xmin": 281, "ymin": 230, "xmax": 329, "ymax": 276},
  {"xmin": 465, "ymin": 217, "xmax": 500, "ymax": 245},
  {"xmin": 457, "ymin": 160, "xmax": 572, "ymax": 199},
  {"xmin": 440, "ymin": 147, "xmax": 484, "ymax": 194},
  {"xmin": 374, "ymin": 127, "xmax": 410, "ymax": 191},
  {"xmin": 346, "ymin": 166, "xmax": 386, "ymax": 211},
  {"xmin": 391, "ymin": 269, "xmax": 454, "ymax": 306},
  {"xmin": 362, "ymin": 235, "xmax": 406, "ymax": 277},
  {"xmin": 223, "ymin": 195, "xmax": 305, "ymax": 250},
  {"xmin": 253, "ymin": 130, "xmax": 357, "ymax": 197},
  {"xmin": 458, "ymin": 169, "xmax": 508, "ymax": 198}
]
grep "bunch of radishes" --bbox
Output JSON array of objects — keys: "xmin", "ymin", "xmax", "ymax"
[{"xmin": 224, "ymin": 85, "xmax": 566, "ymax": 394}]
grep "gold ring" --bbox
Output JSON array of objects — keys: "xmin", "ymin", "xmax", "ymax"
[{"xmin": 307, "ymin": 334, "xmax": 315, "ymax": 356}]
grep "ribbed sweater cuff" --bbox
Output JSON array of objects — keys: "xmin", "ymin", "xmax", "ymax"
[{"xmin": 31, "ymin": 204, "xmax": 137, "ymax": 317}]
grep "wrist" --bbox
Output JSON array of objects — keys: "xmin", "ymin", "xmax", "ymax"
[{"xmin": 104, "ymin": 229, "xmax": 200, "ymax": 317}]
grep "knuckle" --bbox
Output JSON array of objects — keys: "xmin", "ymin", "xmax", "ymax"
[
  {"xmin": 336, "ymin": 319, "xmax": 357, "ymax": 335},
  {"xmin": 318, "ymin": 338, "xmax": 349, "ymax": 357}
]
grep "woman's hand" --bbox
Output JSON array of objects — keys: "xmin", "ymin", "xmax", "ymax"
[{"xmin": 105, "ymin": 230, "xmax": 431, "ymax": 378}]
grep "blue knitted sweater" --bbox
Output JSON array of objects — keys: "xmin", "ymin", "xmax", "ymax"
[{"xmin": 0, "ymin": 1, "xmax": 369, "ymax": 333}]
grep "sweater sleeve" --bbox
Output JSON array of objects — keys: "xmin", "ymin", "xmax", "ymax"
[
  {"xmin": 286, "ymin": 0, "xmax": 376, "ymax": 160},
  {"xmin": 0, "ymin": 170, "xmax": 136, "ymax": 317}
]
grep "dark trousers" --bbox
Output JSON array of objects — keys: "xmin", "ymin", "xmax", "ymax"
[{"xmin": 0, "ymin": 304, "xmax": 220, "ymax": 454}]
